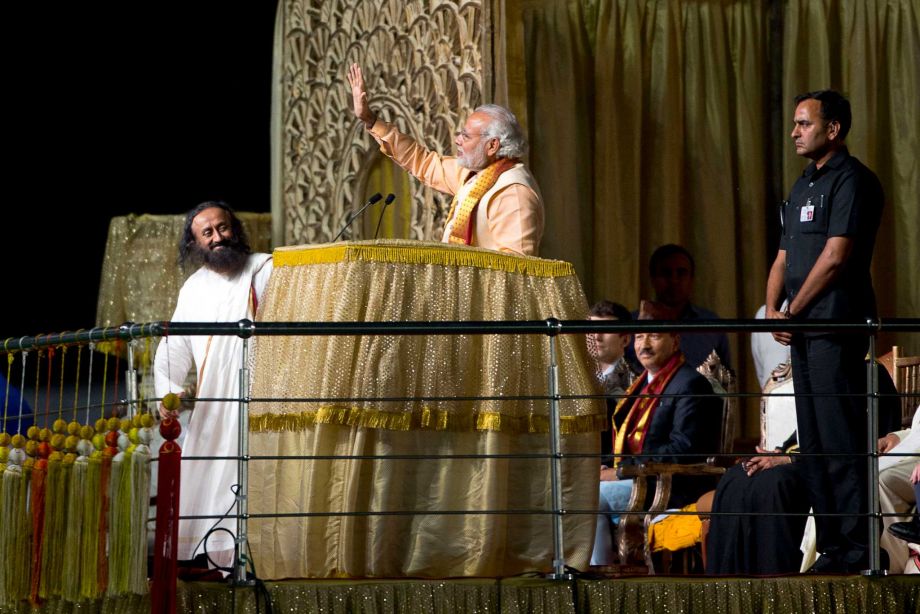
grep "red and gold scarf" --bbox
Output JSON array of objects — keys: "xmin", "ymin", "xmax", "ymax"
[
  {"xmin": 612, "ymin": 352, "xmax": 685, "ymax": 466},
  {"xmin": 444, "ymin": 157, "xmax": 517, "ymax": 245}
]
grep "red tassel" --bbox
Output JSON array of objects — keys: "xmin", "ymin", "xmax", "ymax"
[
  {"xmin": 152, "ymin": 418, "xmax": 182, "ymax": 614},
  {"xmin": 29, "ymin": 459, "xmax": 48, "ymax": 606}
]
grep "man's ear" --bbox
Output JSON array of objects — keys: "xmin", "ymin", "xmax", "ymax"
[
  {"xmin": 827, "ymin": 120, "xmax": 841, "ymax": 141},
  {"xmin": 486, "ymin": 137, "xmax": 500, "ymax": 157}
]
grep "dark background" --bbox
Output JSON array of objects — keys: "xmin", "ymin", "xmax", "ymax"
[{"xmin": 4, "ymin": 2, "xmax": 278, "ymax": 339}]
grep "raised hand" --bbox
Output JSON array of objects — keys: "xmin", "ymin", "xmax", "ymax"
[{"xmin": 347, "ymin": 63, "xmax": 376, "ymax": 128}]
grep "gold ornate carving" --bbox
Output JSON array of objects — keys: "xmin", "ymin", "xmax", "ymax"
[{"xmin": 281, "ymin": 0, "xmax": 483, "ymax": 244}]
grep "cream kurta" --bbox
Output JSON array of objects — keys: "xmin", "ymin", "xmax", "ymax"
[
  {"xmin": 153, "ymin": 253, "xmax": 273, "ymax": 560},
  {"xmin": 369, "ymin": 120, "xmax": 544, "ymax": 255}
]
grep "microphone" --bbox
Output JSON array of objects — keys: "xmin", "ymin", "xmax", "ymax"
[
  {"xmin": 333, "ymin": 192, "xmax": 382, "ymax": 241},
  {"xmin": 373, "ymin": 193, "xmax": 396, "ymax": 239}
]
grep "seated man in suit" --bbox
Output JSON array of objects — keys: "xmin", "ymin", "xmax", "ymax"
[{"xmin": 591, "ymin": 301, "xmax": 722, "ymax": 565}]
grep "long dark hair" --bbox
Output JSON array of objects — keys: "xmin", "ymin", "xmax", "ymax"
[{"xmin": 178, "ymin": 201, "xmax": 250, "ymax": 269}]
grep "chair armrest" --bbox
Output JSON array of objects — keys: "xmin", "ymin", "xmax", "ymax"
[{"xmin": 617, "ymin": 462, "xmax": 726, "ymax": 479}]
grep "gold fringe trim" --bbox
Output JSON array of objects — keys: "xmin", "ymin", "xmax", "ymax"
[
  {"xmin": 250, "ymin": 406, "xmax": 606, "ymax": 435},
  {"xmin": 272, "ymin": 242, "xmax": 575, "ymax": 278}
]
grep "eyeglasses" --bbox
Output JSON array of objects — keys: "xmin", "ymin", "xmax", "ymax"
[{"xmin": 454, "ymin": 130, "xmax": 493, "ymax": 142}]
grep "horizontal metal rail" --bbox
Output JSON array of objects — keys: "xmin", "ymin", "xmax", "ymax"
[{"xmin": 4, "ymin": 317, "xmax": 919, "ymax": 350}]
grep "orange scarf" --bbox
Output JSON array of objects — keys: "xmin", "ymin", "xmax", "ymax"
[
  {"xmin": 444, "ymin": 157, "xmax": 517, "ymax": 245},
  {"xmin": 612, "ymin": 352, "xmax": 685, "ymax": 466}
]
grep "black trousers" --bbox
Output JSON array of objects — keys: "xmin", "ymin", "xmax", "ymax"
[{"xmin": 790, "ymin": 334, "xmax": 869, "ymax": 565}]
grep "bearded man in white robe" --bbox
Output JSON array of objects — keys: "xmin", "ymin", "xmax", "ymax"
[{"xmin": 154, "ymin": 201, "xmax": 272, "ymax": 568}]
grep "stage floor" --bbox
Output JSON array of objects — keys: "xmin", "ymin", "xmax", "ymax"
[{"xmin": 19, "ymin": 575, "xmax": 918, "ymax": 614}]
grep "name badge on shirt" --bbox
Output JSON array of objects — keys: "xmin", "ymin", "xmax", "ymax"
[{"xmin": 800, "ymin": 198, "xmax": 815, "ymax": 222}]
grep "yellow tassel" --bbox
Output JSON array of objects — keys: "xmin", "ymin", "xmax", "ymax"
[
  {"xmin": 39, "ymin": 456, "xmax": 69, "ymax": 599},
  {"xmin": 61, "ymin": 459, "xmax": 86, "ymax": 602},
  {"xmin": 272, "ymin": 241, "xmax": 576, "ymax": 278},
  {"xmin": 0, "ymin": 470, "xmax": 5, "ymax": 606},
  {"xmin": 79, "ymin": 455, "xmax": 101, "ymax": 600},
  {"xmin": 1, "ymin": 467, "xmax": 32, "ymax": 605},
  {"xmin": 0, "ymin": 467, "xmax": 23, "ymax": 606},
  {"xmin": 249, "ymin": 406, "xmax": 607, "ymax": 435},
  {"xmin": 15, "ymin": 467, "xmax": 31, "ymax": 603},
  {"xmin": 129, "ymin": 447, "xmax": 151, "ymax": 595},
  {"xmin": 107, "ymin": 455, "xmax": 131, "ymax": 595}
]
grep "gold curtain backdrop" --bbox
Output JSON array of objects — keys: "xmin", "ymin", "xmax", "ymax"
[
  {"xmin": 478, "ymin": 0, "xmax": 920, "ymax": 415},
  {"xmin": 782, "ymin": 0, "xmax": 920, "ymax": 349},
  {"xmin": 248, "ymin": 240, "xmax": 604, "ymax": 578}
]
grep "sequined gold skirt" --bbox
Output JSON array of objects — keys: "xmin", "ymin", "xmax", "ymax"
[{"xmin": 248, "ymin": 240, "xmax": 603, "ymax": 578}]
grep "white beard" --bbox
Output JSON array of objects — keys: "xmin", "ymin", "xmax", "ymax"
[{"xmin": 458, "ymin": 140, "xmax": 490, "ymax": 171}]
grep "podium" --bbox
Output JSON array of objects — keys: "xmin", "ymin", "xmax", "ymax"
[{"xmin": 248, "ymin": 240, "xmax": 604, "ymax": 578}]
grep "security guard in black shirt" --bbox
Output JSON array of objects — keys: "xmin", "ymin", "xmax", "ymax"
[{"xmin": 765, "ymin": 90, "xmax": 884, "ymax": 573}]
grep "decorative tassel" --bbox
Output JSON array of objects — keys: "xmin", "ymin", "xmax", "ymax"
[
  {"xmin": 96, "ymin": 452, "xmax": 113, "ymax": 595},
  {"xmin": 1, "ymin": 465, "xmax": 32, "ymax": 605},
  {"xmin": 79, "ymin": 454, "xmax": 102, "ymax": 600},
  {"xmin": 0, "ymin": 468, "xmax": 5, "ymax": 606},
  {"xmin": 28, "ymin": 455, "xmax": 48, "ymax": 606},
  {"xmin": 39, "ymin": 453, "xmax": 69, "ymax": 599},
  {"xmin": 0, "ymin": 466, "xmax": 24, "ymax": 607},
  {"xmin": 97, "ymin": 416, "xmax": 122, "ymax": 596},
  {"xmin": 61, "ymin": 457, "xmax": 86, "ymax": 602},
  {"xmin": 152, "ymin": 416, "xmax": 182, "ymax": 614},
  {"xmin": 107, "ymin": 452, "xmax": 130, "ymax": 595},
  {"xmin": 129, "ymin": 445, "xmax": 152, "ymax": 595}
]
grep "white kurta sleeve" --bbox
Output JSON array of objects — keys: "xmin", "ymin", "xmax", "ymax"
[
  {"xmin": 153, "ymin": 290, "xmax": 196, "ymax": 399},
  {"xmin": 253, "ymin": 257, "xmax": 273, "ymax": 303}
]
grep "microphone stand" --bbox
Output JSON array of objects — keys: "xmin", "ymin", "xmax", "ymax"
[{"xmin": 333, "ymin": 192, "xmax": 382, "ymax": 241}]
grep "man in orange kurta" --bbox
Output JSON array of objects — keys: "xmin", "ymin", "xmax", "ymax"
[{"xmin": 348, "ymin": 63, "xmax": 544, "ymax": 256}]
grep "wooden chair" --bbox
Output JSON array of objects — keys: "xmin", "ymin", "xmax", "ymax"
[
  {"xmin": 892, "ymin": 346, "xmax": 920, "ymax": 427},
  {"xmin": 614, "ymin": 352, "xmax": 736, "ymax": 572}
]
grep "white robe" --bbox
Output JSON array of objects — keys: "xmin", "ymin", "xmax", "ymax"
[{"xmin": 154, "ymin": 253, "xmax": 273, "ymax": 560}]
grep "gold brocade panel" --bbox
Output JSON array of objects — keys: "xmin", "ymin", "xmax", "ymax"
[
  {"xmin": 248, "ymin": 240, "xmax": 604, "ymax": 578},
  {"xmin": 249, "ymin": 241, "xmax": 603, "ymax": 432}
]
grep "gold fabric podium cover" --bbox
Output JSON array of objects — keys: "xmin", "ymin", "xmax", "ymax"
[{"xmin": 249, "ymin": 240, "xmax": 603, "ymax": 578}]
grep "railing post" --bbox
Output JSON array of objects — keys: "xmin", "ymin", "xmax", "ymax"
[
  {"xmin": 232, "ymin": 335, "xmax": 253, "ymax": 585},
  {"xmin": 545, "ymin": 319, "xmax": 570, "ymax": 579},
  {"xmin": 125, "ymin": 339, "xmax": 137, "ymax": 419},
  {"xmin": 863, "ymin": 324, "xmax": 885, "ymax": 576}
]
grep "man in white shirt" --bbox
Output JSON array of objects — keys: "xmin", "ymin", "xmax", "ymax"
[
  {"xmin": 878, "ymin": 405, "xmax": 920, "ymax": 572},
  {"xmin": 154, "ymin": 202, "xmax": 273, "ymax": 568}
]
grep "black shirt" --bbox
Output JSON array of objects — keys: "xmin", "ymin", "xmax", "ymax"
[{"xmin": 780, "ymin": 147, "xmax": 884, "ymax": 320}]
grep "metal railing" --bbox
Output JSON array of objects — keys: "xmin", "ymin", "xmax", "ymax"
[{"xmin": 3, "ymin": 316, "xmax": 919, "ymax": 581}]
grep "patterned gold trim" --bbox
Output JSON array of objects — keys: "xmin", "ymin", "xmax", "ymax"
[
  {"xmin": 273, "ymin": 242, "xmax": 575, "ymax": 278},
  {"xmin": 250, "ymin": 406, "xmax": 606, "ymax": 435}
]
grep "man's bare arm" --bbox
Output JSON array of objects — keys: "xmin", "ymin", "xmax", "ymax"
[
  {"xmin": 786, "ymin": 236, "xmax": 854, "ymax": 316},
  {"xmin": 765, "ymin": 249, "xmax": 791, "ymax": 345}
]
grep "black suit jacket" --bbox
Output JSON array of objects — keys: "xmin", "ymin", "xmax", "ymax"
[{"xmin": 611, "ymin": 362, "xmax": 722, "ymax": 508}]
